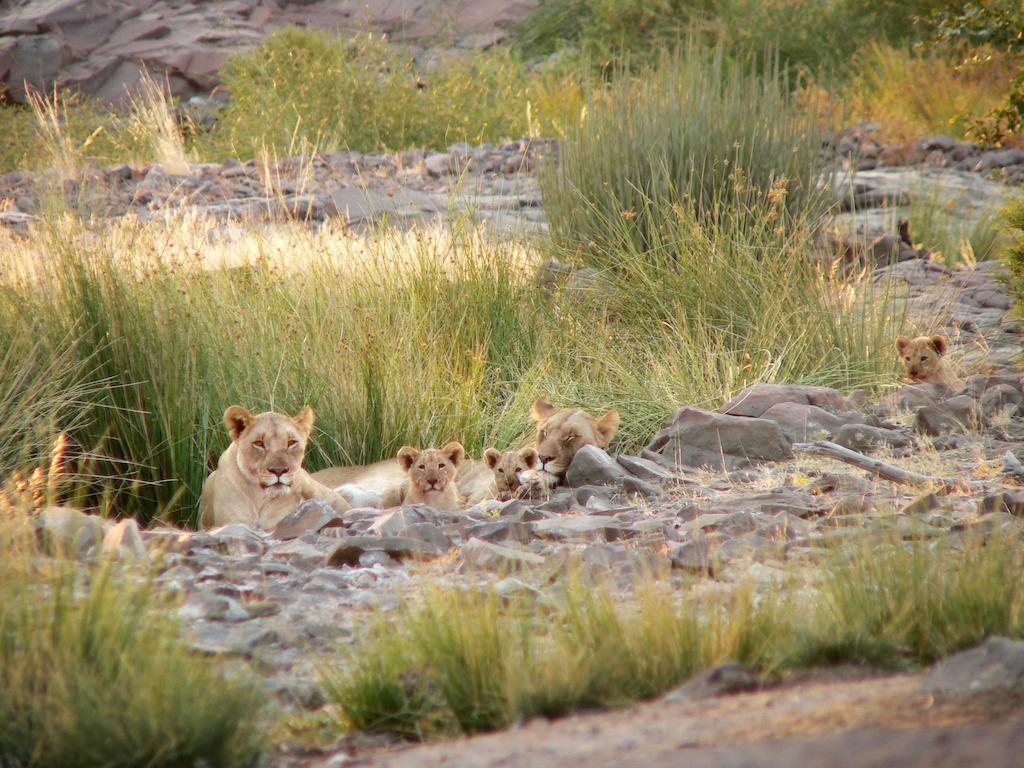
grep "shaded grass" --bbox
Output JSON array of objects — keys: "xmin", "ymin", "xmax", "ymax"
[
  {"xmin": 0, "ymin": 512, "xmax": 264, "ymax": 767},
  {"xmin": 325, "ymin": 528, "xmax": 1024, "ymax": 740},
  {"xmin": 891, "ymin": 189, "xmax": 1007, "ymax": 266}
]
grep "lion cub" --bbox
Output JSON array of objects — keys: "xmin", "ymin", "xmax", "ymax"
[
  {"xmin": 895, "ymin": 335, "xmax": 963, "ymax": 390},
  {"xmin": 396, "ymin": 442, "xmax": 465, "ymax": 512},
  {"xmin": 483, "ymin": 447, "xmax": 539, "ymax": 500}
]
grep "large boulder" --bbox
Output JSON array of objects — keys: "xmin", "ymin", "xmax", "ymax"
[
  {"xmin": 923, "ymin": 637, "xmax": 1024, "ymax": 698},
  {"xmin": 565, "ymin": 445, "xmax": 630, "ymax": 487},
  {"xmin": 758, "ymin": 402, "xmax": 862, "ymax": 442},
  {"xmin": 719, "ymin": 384, "xmax": 846, "ymax": 418},
  {"xmin": 646, "ymin": 407, "xmax": 793, "ymax": 472}
]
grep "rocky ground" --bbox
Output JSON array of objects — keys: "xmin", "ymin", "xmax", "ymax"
[
  {"xmin": 32, "ymin": 231, "xmax": 1024, "ymax": 764},
  {"xmin": 0, "ymin": 0, "xmax": 539, "ymax": 105}
]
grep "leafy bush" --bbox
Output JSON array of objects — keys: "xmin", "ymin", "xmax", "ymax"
[
  {"xmin": 841, "ymin": 43, "xmax": 1018, "ymax": 142},
  {"xmin": 1004, "ymin": 197, "xmax": 1024, "ymax": 325}
]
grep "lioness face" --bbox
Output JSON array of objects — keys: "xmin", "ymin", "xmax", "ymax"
[
  {"xmin": 483, "ymin": 447, "xmax": 539, "ymax": 500},
  {"xmin": 225, "ymin": 405, "xmax": 314, "ymax": 495},
  {"xmin": 530, "ymin": 396, "xmax": 620, "ymax": 479},
  {"xmin": 398, "ymin": 442, "xmax": 464, "ymax": 495},
  {"xmin": 895, "ymin": 335, "xmax": 949, "ymax": 384}
]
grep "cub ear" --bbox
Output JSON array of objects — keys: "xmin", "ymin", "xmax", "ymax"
[
  {"xmin": 930, "ymin": 335, "xmax": 948, "ymax": 356},
  {"xmin": 442, "ymin": 441, "xmax": 465, "ymax": 466},
  {"xmin": 484, "ymin": 448, "xmax": 501, "ymax": 469},
  {"xmin": 595, "ymin": 409, "xmax": 620, "ymax": 447},
  {"xmin": 293, "ymin": 406, "xmax": 315, "ymax": 436},
  {"xmin": 224, "ymin": 405, "xmax": 254, "ymax": 441},
  {"xmin": 397, "ymin": 446, "xmax": 420, "ymax": 472},
  {"xmin": 895, "ymin": 336, "xmax": 910, "ymax": 355},
  {"xmin": 519, "ymin": 446, "xmax": 539, "ymax": 468},
  {"xmin": 530, "ymin": 395, "xmax": 556, "ymax": 422}
]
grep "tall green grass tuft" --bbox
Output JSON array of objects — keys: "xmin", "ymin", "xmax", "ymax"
[
  {"xmin": 0, "ymin": 516, "xmax": 263, "ymax": 767},
  {"xmin": 326, "ymin": 530, "xmax": 1024, "ymax": 740},
  {"xmin": 323, "ymin": 576, "xmax": 790, "ymax": 737},
  {"xmin": 541, "ymin": 47, "xmax": 832, "ymax": 259},
  {"xmin": 791, "ymin": 530, "xmax": 1024, "ymax": 668}
]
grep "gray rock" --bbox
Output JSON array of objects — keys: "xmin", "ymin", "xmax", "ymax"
[
  {"xmin": 35, "ymin": 506, "xmax": 103, "ymax": 559},
  {"xmin": 461, "ymin": 538, "xmax": 545, "ymax": 570},
  {"xmin": 758, "ymin": 402, "xmax": 860, "ymax": 442},
  {"xmin": 981, "ymin": 384, "xmax": 1023, "ymax": 418},
  {"xmin": 565, "ymin": 445, "xmax": 630, "ymax": 487},
  {"xmin": 325, "ymin": 535, "xmax": 448, "ymax": 567},
  {"xmin": 978, "ymin": 491, "xmax": 1024, "ymax": 517},
  {"xmin": 101, "ymin": 518, "xmax": 146, "ymax": 560},
  {"xmin": 622, "ymin": 476, "xmax": 658, "ymax": 498},
  {"xmin": 265, "ymin": 539, "xmax": 326, "ymax": 569},
  {"xmin": 646, "ymin": 407, "xmax": 793, "ymax": 471},
  {"xmin": 424, "ymin": 152, "xmax": 452, "ymax": 176},
  {"xmin": 663, "ymin": 663, "xmax": 760, "ymax": 702},
  {"xmin": 207, "ymin": 523, "xmax": 267, "ymax": 556},
  {"xmin": 669, "ymin": 539, "xmax": 713, "ymax": 574},
  {"xmin": 616, "ymin": 454, "xmax": 678, "ymax": 482},
  {"xmin": 463, "ymin": 519, "xmax": 533, "ymax": 544},
  {"xmin": 533, "ymin": 515, "xmax": 626, "ymax": 542},
  {"xmin": 272, "ymin": 500, "xmax": 344, "ymax": 540},
  {"xmin": 914, "ymin": 399, "xmax": 979, "ymax": 436},
  {"xmin": 923, "ymin": 637, "xmax": 1024, "ymax": 698},
  {"xmin": 719, "ymin": 384, "xmax": 845, "ymax": 417},
  {"xmin": 833, "ymin": 423, "xmax": 910, "ymax": 452},
  {"xmin": 876, "ymin": 384, "xmax": 943, "ymax": 413}
]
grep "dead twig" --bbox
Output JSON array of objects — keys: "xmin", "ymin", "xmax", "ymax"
[{"xmin": 792, "ymin": 440, "xmax": 986, "ymax": 491}]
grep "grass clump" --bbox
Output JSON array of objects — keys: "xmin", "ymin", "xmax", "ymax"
[
  {"xmin": 326, "ymin": 530, "xmax": 1024, "ymax": 741},
  {"xmin": 1003, "ymin": 197, "xmax": 1024, "ymax": 326},
  {"xmin": 0, "ymin": 516, "xmax": 263, "ymax": 767},
  {"xmin": 791, "ymin": 531, "xmax": 1024, "ymax": 669},
  {"xmin": 841, "ymin": 43, "xmax": 1019, "ymax": 143},
  {"xmin": 323, "ymin": 577, "xmax": 788, "ymax": 737},
  {"xmin": 206, "ymin": 27, "xmax": 582, "ymax": 160}
]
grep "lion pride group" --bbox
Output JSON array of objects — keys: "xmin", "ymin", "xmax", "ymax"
[{"xmin": 199, "ymin": 335, "xmax": 958, "ymax": 530}]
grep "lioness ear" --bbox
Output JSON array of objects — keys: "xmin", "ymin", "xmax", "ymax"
[
  {"xmin": 895, "ymin": 336, "xmax": 910, "ymax": 355},
  {"xmin": 442, "ymin": 442, "xmax": 465, "ymax": 466},
  {"xmin": 595, "ymin": 410, "xmax": 620, "ymax": 447},
  {"xmin": 930, "ymin": 335, "xmax": 948, "ymax": 356},
  {"xmin": 484, "ymin": 448, "xmax": 501, "ymax": 469},
  {"xmin": 531, "ymin": 396, "xmax": 556, "ymax": 422},
  {"xmin": 519, "ymin": 446, "xmax": 539, "ymax": 468},
  {"xmin": 293, "ymin": 406, "xmax": 315, "ymax": 436},
  {"xmin": 397, "ymin": 446, "xmax": 419, "ymax": 472},
  {"xmin": 224, "ymin": 405, "xmax": 254, "ymax": 441}
]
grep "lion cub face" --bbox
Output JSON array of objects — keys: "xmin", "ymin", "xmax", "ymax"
[
  {"xmin": 225, "ymin": 405, "xmax": 313, "ymax": 495},
  {"xmin": 530, "ymin": 396, "xmax": 620, "ymax": 479},
  {"xmin": 895, "ymin": 335, "xmax": 954, "ymax": 385},
  {"xmin": 483, "ymin": 447, "xmax": 539, "ymax": 500},
  {"xmin": 397, "ymin": 442, "xmax": 464, "ymax": 497}
]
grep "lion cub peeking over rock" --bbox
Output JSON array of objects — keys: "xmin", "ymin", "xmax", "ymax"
[
  {"xmin": 520, "ymin": 396, "xmax": 620, "ymax": 495},
  {"xmin": 483, "ymin": 447, "xmax": 539, "ymax": 500},
  {"xmin": 396, "ymin": 442, "xmax": 465, "ymax": 512},
  {"xmin": 199, "ymin": 405, "xmax": 350, "ymax": 530},
  {"xmin": 895, "ymin": 335, "xmax": 963, "ymax": 390}
]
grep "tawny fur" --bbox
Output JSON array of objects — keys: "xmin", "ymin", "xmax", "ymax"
[
  {"xmin": 396, "ymin": 442, "xmax": 465, "ymax": 512},
  {"xmin": 520, "ymin": 396, "xmax": 620, "ymax": 495},
  {"xmin": 895, "ymin": 335, "xmax": 963, "ymax": 390},
  {"xmin": 483, "ymin": 447, "xmax": 539, "ymax": 500},
  {"xmin": 199, "ymin": 405, "xmax": 349, "ymax": 530}
]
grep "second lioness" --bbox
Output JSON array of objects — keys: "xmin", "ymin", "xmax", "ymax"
[{"xmin": 520, "ymin": 396, "xmax": 620, "ymax": 494}]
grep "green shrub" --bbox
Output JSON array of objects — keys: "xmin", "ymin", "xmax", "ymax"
[
  {"xmin": 790, "ymin": 530, "xmax": 1024, "ymax": 668},
  {"xmin": 1004, "ymin": 198, "xmax": 1024, "ymax": 325},
  {"xmin": 205, "ymin": 27, "xmax": 580, "ymax": 160},
  {"xmin": 0, "ymin": 531, "xmax": 263, "ymax": 767}
]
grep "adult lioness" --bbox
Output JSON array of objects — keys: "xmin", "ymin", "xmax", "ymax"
[
  {"xmin": 895, "ymin": 335, "xmax": 963, "ymax": 390},
  {"xmin": 521, "ymin": 396, "xmax": 620, "ymax": 494},
  {"xmin": 199, "ymin": 405, "xmax": 350, "ymax": 530},
  {"xmin": 396, "ymin": 442, "xmax": 465, "ymax": 511}
]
